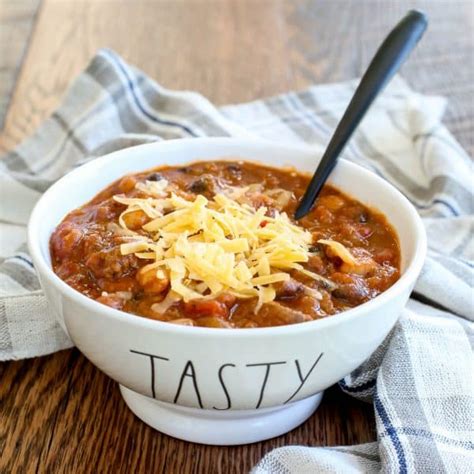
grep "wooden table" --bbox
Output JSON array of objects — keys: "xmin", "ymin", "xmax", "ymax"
[{"xmin": 1, "ymin": 1, "xmax": 472, "ymax": 472}]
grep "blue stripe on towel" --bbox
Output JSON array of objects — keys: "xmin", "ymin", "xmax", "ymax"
[
  {"xmin": 375, "ymin": 393, "xmax": 408, "ymax": 473},
  {"xmin": 103, "ymin": 50, "xmax": 198, "ymax": 137},
  {"xmin": 339, "ymin": 378, "xmax": 376, "ymax": 393},
  {"xmin": 383, "ymin": 428, "xmax": 474, "ymax": 450},
  {"xmin": 12, "ymin": 255, "xmax": 35, "ymax": 269}
]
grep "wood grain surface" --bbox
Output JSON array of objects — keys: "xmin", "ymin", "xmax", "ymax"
[
  {"xmin": 0, "ymin": 0, "xmax": 41, "ymax": 128},
  {"xmin": 1, "ymin": 349, "xmax": 375, "ymax": 473},
  {"xmin": 1, "ymin": 1, "xmax": 472, "ymax": 473}
]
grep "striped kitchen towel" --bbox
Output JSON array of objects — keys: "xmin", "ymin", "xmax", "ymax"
[{"xmin": 1, "ymin": 49, "xmax": 472, "ymax": 473}]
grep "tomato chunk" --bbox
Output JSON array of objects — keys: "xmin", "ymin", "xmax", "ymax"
[
  {"xmin": 183, "ymin": 299, "xmax": 229, "ymax": 319},
  {"xmin": 50, "ymin": 223, "xmax": 83, "ymax": 260}
]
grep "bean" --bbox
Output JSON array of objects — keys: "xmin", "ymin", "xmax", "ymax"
[
  {"xmin": 119, "ymin": 175, "xmax": 137, "ymax": 193},
  {"xmin": 136, "ymin": 267, "xmax": 170, "ymax": 294},
  {"xmin": 147, "ymin": 172, "xmax": 164, "ymax": 181},
  {"xmin": 122, "ymin": 210, "xmax": 149, "ymax": 230}
]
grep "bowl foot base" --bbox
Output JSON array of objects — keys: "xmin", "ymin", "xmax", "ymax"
[{"xmin": 119, "ymin": 385, "xmax": 323, "ymax": 445}]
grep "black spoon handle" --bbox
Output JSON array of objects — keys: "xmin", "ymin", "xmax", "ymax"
[{"xmin": 295, "ymin": 10, "xmax": 427, "ymax": 220}]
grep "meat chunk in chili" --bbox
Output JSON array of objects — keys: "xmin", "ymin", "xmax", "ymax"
[{"xmin": 187, "ymin": 174, "xmax": 222, "ymax": 198}]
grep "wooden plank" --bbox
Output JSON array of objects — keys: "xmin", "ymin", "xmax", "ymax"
[
  {"xmin": 0, "ymin": 0, "xmax": 41, "ymax": 130},
  {"xmin": 0, "ymin": 0, "xmax": 298, "ymax": 153},
  {"xmin": 0, "ymin": 349, "xmax": 375, "ymax": 474},
  {"xmin": 287, "ymin": 0, "xmax": 474, "ymax": 156},
  {"xmin": 0, "ymin": 0, "xmax": 472, "ymax": 155}
]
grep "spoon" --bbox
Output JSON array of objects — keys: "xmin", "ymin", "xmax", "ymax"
[{"xmin": 294, "ymin": 10, "xmax": 428, "ymax": 220}]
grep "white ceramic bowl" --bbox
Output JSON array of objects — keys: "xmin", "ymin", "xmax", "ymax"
[{"xmin": 28, "ymin": 138, "xmax": 426, "ymax": 445}]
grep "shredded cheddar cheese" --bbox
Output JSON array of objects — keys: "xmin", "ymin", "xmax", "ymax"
[
  {"xmin": 318, "ymin": 239, "xmax": 357, "ymax": 265},
  {"xmin": 112, "ymin": 179, "xmax": 325, "ymax": 311}
]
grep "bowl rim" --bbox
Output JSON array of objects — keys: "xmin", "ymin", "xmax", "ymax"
[{"xmin": 28, "ymin": 137, "xmax": 427, "ymax": 338}]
